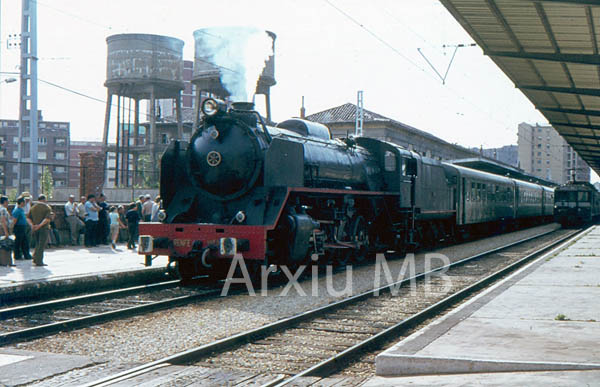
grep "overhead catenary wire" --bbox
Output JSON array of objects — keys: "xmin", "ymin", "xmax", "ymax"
[
  {"xmin": 321, "ymin": 0, "xmax": 588, "ymax": 175},
  {"xmin": 323, "ymin": 0, "xmax": 433, "ymax": 79},
  {"xmin": 322, "ymin": 1, "xmax": 559, "ymax": 153},
  {"xmin": 37, "ymin": 78, "xmax": 153, "ymax": 119},
  {"xmin": 31, "ymin": 0, "xmax": 114, "ymax": 31},
  {"xmin": 34, "ymin": 5, "xmax": 564, "ymax": 168},
  {"xmin": 15, "ymin": 1, "xmax": 579, "ymax": 171},
  {"xmin": 2, "ymin": 159, "xmax": 159, "ymax": 175}
]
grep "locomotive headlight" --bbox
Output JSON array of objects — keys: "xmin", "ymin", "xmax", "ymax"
[
  {"xmin": 139, "ymin": 235, "xmax": 154, "ymax": 253},
  {"xmin": 157, "ymin": 210, "xmax": 167, "ymax": 222},
  {"xmin": 235, "ymin": 211, "xmax": 246, "ymax": 223},
  {"xmin": 202, "ymin": 98, "xmax": 220, "ymax": 116},
  {"xmin": 220, "ymin": 237, "xmax": 237, "ymax": 256}
]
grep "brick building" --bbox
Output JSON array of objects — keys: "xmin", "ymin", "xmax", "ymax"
[
  {"xmin": 0, "ymin": 115, "xmax": 70, "ymax": 194},
  {"xmin": 68, "ymin": 141, "xmax": 103, "ymax": 187},
  {"xmin": 79, "ymin": 152, "xmax": 105, "ymax": 197}
]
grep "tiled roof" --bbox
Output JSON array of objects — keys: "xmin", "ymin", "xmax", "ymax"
[
  {"xmin": 305, "ymin": 103, "xmax": 466, "ymax": 148},
  {"xmin": 305, "ymin": 103, "xmax": 389, "ymax": 123}
]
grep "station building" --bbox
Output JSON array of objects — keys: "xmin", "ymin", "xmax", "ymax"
[{"xmin": 306, "ymin": 103, "xmax": 486, "ymax": 161}]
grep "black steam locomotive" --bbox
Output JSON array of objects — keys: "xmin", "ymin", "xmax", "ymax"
[{"xmin": 138, "ymin": 99, "xmax": 554, "ymax": 280}]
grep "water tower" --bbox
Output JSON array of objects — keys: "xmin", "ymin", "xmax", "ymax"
[
  {"xmin": 191, "ymin": 28, "xmax": 276, "ymax": 127},
  {"xmin": 102, "ymin": 33, "xmax": 185, "ymax": 186}
]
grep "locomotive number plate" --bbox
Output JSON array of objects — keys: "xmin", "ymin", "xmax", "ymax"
[{"xmin": 173, "ymin": 239, "xmax": 192, "ymax": 247}]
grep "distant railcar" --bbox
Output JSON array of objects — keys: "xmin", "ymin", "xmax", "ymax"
[{"xmin": 554, "ymin": 182, "xmax": 600, "ymax": 227}]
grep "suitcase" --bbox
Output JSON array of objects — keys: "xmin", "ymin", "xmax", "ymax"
[{"xmin": 0, "ymin": 249, "xmax": 12, "ymax": 266}]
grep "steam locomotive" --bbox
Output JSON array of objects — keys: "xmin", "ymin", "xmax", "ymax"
[
  {"xmin": 554, "ymin": 181, "xmax": 600, "ymax": 227},
  {"xmin": 138, "ymin": 99, "xmax": 554, "ymax": 281}
]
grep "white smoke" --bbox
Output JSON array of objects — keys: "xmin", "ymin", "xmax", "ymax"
[{"xmin": 194, "ymin": 26, "xmax": 273, "ymax": 102}]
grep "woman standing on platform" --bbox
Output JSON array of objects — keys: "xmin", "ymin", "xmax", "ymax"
[{"xmin": 109, "ymin": 206, "xmax": 125, "ymax": 249}]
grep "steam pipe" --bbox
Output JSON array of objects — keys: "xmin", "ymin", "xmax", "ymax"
[{"xmin": 255, "ymin": 112, "xmax": 272, "ymax": 143}]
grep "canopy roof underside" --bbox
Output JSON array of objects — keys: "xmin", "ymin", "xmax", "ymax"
[{"xmin": 440, "ymin": 0, "xmax": 600, "ymax": 174}]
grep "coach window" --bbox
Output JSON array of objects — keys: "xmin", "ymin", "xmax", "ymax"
[
  {"xmin": 384, "ymin": 151, "xmax": 396, "ymax": 172},
  {"xmin": 471, "ymin": 183, "xmax": 476, "ymax": 201},
  {"xmin": 405, "ymin": 158, "xmax": 417, "ymax": 176},
  {"xmin": 578, "ymin": 192, "xmax": 590, "ymax": 202}
]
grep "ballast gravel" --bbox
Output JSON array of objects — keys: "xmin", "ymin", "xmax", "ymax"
[{"xmin": 14, "ymin": 223, "xmax": 559, "ymax": 365}]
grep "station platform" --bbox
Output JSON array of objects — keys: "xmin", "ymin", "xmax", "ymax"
[
  {"xmin": 0, "ymin": 244, "xmax": 170, "ymax": 304},
  {"xmin": 366, "ymin": 225, "xmax": 600, "ymax": 386}
]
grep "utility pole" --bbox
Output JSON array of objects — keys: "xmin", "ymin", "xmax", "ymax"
[{"xmin": 17, "ymin": 0, "xmax": 38, "ymax": 196}]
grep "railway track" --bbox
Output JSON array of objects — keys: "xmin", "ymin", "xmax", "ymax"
[
  {"xmin": 82, "ymin": 226, "xmax": 586, "ymax": 387},
  {"xmin": 0, "ymin": 280, "xmax": 222, "ymax": 346}
]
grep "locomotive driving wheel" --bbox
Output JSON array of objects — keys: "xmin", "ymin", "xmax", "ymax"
[
  {"xmin": 333, "ymin": 220, "xmax": 352, "ymax": 266},
  {"xmin": 351, "ymin": 216, "xmax": 369, "ymax": 263}
]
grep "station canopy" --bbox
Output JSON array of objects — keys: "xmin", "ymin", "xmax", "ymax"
[{"xmin": 439, "ymin": 0, "xmax": 600, "ymax": 175}]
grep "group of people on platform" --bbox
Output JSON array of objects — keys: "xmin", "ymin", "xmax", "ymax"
[
  {"xmin": 0, "ymin": 192, "xmax": 55, "ymax": 267},
  {"xmin": 0, "ymin": 192, "xmax": 161, "ymax": 268}
]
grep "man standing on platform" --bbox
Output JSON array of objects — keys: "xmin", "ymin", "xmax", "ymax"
[
  {"xmin": 27, "ymin": 194, "xmax": 54, "ymax": 267},
  {"xmin": 135, "ymin": 195, "xmax": 144, "ymax": 217},
  {"xmin": 97, "ymin": 193, "xmax": 110, "ymax": 245},
  {"xmin": 20, "ymin": 192, "xmax": 33, "ymax": 250},
  {"xmin": 0, "ymin": 196, "xmax": 10, "ymax": 238},
  {"xmin": 142, "ymin": 194, "xmax": 153, "ymax": 222},
  {"xmin": 64, "ymin": 195, "xmax": 82, "ymax": 246},
  {"xmin": 84, "ymin": 194, "xmax": 100, "ymax": 247},
  {"xmin": 0, "ymin": 196, "xmax": 15, "ymax": 267},
  {"xmin": 21, "ymin": 192, "xmax": 32, "ymax": 214},
  {"xmin": 76, "ymin": 196, "xmax": 87, "ymax": 244},
  {"xmin": 125, "ymin": 202, "xmax": 140, "ymax": 249},
  {"xmin": 12, "ymin": 197, "xmax": 32, "ymax": 260}
]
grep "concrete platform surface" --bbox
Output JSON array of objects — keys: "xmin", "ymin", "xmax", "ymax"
[
  {"xmin": 0, "ymin": 348, "xmax": 93, "ymax": 386},
  {"xmin": 371, "ymin": 225, "xmax": 600, "ymax": 386},
  {"xmin": 0, "ymin": 244, "xmax": 169, "ymax": 302},
  {"xmin": 365, "ymin": 370, "xmax": 600, "ymax": 386}
]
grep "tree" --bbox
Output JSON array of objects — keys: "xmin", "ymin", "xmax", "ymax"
[
  {"xmin": 136, "ymin": 154, "xmax": 159, "ymax": 188},
  {"xmin": 7, "ymin": 188, "xmax": 18, "ymax": 202},
  {"xmin": 41, "ymin": 166, "xmax": 54, "ymax": 199}
]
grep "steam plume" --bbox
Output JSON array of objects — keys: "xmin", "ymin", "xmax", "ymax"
[{"xmin": 194, "ymin": 26, "xmax": 273, "ymax": 102}]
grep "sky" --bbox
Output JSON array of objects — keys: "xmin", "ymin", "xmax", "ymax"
[{"xmin": 1, "ymin": 0, "xmax": 598, "ymax": 182}]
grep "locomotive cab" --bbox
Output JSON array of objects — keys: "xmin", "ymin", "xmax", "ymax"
[{"xmin": 554, "ymin": 182, "xmax": 599, "ymax": 227}]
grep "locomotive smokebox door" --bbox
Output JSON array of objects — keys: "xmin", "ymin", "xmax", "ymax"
[{"xmin": 265, "ymin": 138, "xmax": 304, "ymax": 187}]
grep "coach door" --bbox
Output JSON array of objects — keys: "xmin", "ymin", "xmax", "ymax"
[{"xmin": 461, "ymin": 177, "xmax": 466, "ymax": 224}]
